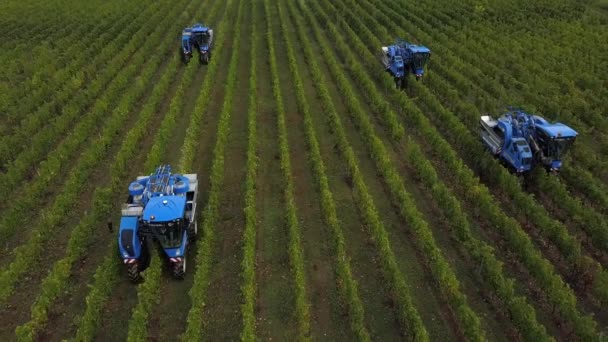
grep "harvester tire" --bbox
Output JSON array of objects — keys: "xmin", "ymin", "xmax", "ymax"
[
  {"xmin": 188, "ymin": 221, "xmax": 198, "ymax": 241},
  {"xmin": 172, "ymin": 257, "xmax": 186, "ymax": 280},
  {"xmin": 127, "ymin": 263, "xmax": 142, "ymax": 283},
  {"xmin": 180, "ymin": 49, "xmax": 190, "ymax": 65}
]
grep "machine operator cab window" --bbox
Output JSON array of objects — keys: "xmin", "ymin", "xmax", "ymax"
[
  {"xmin": 408, "ymin": 44, "xmax": 431, "ymax": 73},
  {"xmin": 193, "ymin": 31, "xmax": 210, "ymax": 47},
  {"xmin": 536, "ymin": 128, "xmax": 576, "ymax": 160},
  {"xmin": 154, "ymin": 219, "xmax": 185, "ymax": 248},
  {"xmin": 412, "ymin": 52, "xmax": 430, "ymax": 70},
  {"xmin": 546, "ymin": 135, "xmax": 576, "ymax": 160}
]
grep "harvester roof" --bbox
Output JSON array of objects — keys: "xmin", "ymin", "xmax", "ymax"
[
  {"xmin": 143, "ymin": 196, "xmax": 186, "ymax": 222},
  {"xmin": 409, "ymin": 45, "xmax": 430, "ymax": 54},
  {"xmin": 536, "ymin": 123, "xmax": 578, "ymax": 139}
]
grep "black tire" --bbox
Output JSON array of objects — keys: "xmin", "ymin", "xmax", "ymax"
[
  {"xmin": 180, "ymin": 48, "xmax": 189, "ymax": 65},
  {"xmin": 127, "ymin": 263, "xmax": 142, "ymax": 283},
  {"xmin": 187, "ymin": 221, "xmax": 198, "ymax": 242},
  {"xmin": 140, "ymin": 239, "xmax": 151, "ymax": 268},
  {"xmin": 200, "ymin": 53, "xmax": 209, "ymax": 65},
  {"xmin": 172, "ymin": 256, "xmax": 186, "ymax": 280}
]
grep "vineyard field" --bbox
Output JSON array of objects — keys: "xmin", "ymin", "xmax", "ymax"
[{"xmin": 1, "ymin": 0, "xmax": 607, "ymax": 341}]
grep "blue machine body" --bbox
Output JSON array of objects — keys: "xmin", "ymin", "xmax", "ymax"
[
  {"xmin": 480, "ymin": 108, "xmax": 578, "ymax": 173},
  {"xmin": 117, "ymin": 165, "xmax": 199, "ymax": 279},
  {"xmin": 191, "ymin": 24, "xmax": 211, "ymax": 54},
  {"xmin": 382, "ymin": 38, "xmax": 431, "ymax": 85},
  {"xmin": 118, "ymin": 216, "xmax": 143, "ymax": 262},
  {"xmin": 181, "ymin": 28, "xmax": 193, "ymax": 53},
  {"xmin": 181, "ymin": 22, "xmax": 214, "ymax": 64},
  {"xmin": 142, "ymin": 196, "xmax": 187, "ymax": 222}
]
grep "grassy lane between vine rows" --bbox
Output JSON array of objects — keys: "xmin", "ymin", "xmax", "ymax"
[
  {"xmin": 278, "ymin": 2, "xmax": 369, "ymax": 340},
  {"xmin": 273, "ymin": 1, "xmax": 356, "ymax": 340},
  {"xmin": 251, "ymin": 0, "xmax": 298, "ymax": 338},
  {"xmin": 261, "ymin": 0, "xmax": 311, "ymax": 339},
  {"xmin": 238, "ymin": 1, "xmax": 259, "ymax": 339}
]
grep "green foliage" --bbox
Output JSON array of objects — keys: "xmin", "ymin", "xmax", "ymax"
[
  {"xmin": 127, "ymin": 255, "xmax": 163, "ymax": 342},
  {"xmin": 0, "ymin": 0, "xmax": 156, "ymax": 163},
  {"xmin": 0, "ymin": 25, "xmax": 174, "ymax": 306},
  {"xmin": 0, "ymin": 0, "xmax": 167, "ymax": 203},
  {"xmin": 280, "ymin": 2, "xmax": 370, "ymax": 340},
  {"xmin": 262, "ymin": 0, "xmax": 311, "ymax": 340},
  {"xmin": 328, "ymin": 0, "xmax": 600, "ymax": 339},
  {"xmin": 72, "ymin": 0, "xmax": 229, "ymax": 339},
  {"xmin": 240, "ymin": 1, "xmax": 259, "ymax": 341},
  {"xmin": 298, "ymin": 1, "xmax": 429, "ymax": 340},
  {"xmin": 308, "ymin": 0, "xmax": 486, "ymax": 340},
  {"xmin": 74, "ymin": 242, "xmax": 120, "ymax": 342},
  {"xmin": 360, "ymin": 0, "xmax": 608, "ymax": 308},
  {"xmin": 405, "ymin": 140, "xmax": 552, "ymax": 341},
  {"xmin": 3, "ymin": 0, "xmax": 607, "ymax": 340},
  {"xmin": 12, "ymin": 3, "xmax": 195, "ymax": 337}
]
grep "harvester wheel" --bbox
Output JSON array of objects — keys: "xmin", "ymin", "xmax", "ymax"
[
  {"xmin": 172, "ymin": 257, "xmax": 186, "ymax": 280},
  {"xmin": 127, "ymin": 263, "xmax": 142, "ymax": 283},
  {"xmin": 188, "ymin": 221, "xmax": 198, "ymax": 241},
  {"xmin": 180, "ymin": 49, "xmax": 190, "ymax": 65}
]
